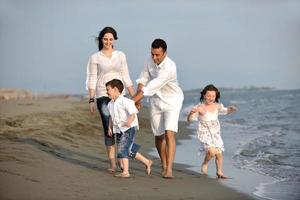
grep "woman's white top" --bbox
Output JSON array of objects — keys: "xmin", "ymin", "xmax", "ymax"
[{"xmin": 86, "ymin": 50, "xmax": 133, "ymax": 97}]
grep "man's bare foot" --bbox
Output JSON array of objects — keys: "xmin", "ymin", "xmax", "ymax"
[
  {"xmin": 146, "ymin": 160, "xmax": 153, "ymax": 175},
  {"xmin": 201, "ymin": 163, "xmax": 208, "ymax": 175}
]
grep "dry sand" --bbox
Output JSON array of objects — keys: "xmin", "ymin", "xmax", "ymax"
[{"xmin": 0, "ymin": 96, "xmax": 254, "ymax": 200}]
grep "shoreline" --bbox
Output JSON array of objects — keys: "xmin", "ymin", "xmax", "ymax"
[
  {"xmin": 170, "ymin": 136, "xmax": 277, "ymax": 200},
  {"xmin": 0, "ymin": 97, "xmax": 254, "ymax": 199},
  {"xmin": 147, "ymin": 122, "xmax": 273, "ymax": 200}
]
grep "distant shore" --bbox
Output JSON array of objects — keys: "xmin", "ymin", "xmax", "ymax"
[{"xmin": 0, "ymin": 89, "xmax": 254, "ymax": 199}]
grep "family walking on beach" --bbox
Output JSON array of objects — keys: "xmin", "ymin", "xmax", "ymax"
[{"xmin": 86, "ymin": 26, "xmax": 236, "ymax": 179}]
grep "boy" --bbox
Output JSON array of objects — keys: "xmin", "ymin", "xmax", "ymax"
[{"xmin": 106, "ymin": 79, "xmax": 152, "ymax": 178}]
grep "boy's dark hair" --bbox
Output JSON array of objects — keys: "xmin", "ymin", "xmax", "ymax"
[
  {"xmin": 151, "ymin": 38, "xmax": 167, "ymax": 52},
  {"xmin": 105, "ymin": 79, "xmax": 124, "ymax": 93},
  {"xmin": 200, "ymin": 84, "xmax": 220, "ymax": 103}
]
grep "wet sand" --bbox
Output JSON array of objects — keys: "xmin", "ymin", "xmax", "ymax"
[{"xmin": 0, "ymin": 96, "xmax": 254, "ymax": 199}]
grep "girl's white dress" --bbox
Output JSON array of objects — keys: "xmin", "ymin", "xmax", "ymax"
[{"xmin": 193, "ymin": 103, "xmax": 228, "ymax": 153}]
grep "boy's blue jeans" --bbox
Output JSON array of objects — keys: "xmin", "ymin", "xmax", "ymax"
[{"xmin": 116, "ymin": 127, "xmax": 140, "ymax": 159}]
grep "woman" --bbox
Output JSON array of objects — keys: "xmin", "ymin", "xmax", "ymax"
[{"xmin": 86, "ymin": 27, "xmax": 135, "ymax": 172}]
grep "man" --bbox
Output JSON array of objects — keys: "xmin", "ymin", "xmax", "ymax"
[{"xmin": 133, "ymin": 39, "xmax": 184, "ymax": 178}]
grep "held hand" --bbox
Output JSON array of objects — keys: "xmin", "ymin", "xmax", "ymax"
[
  {"xmin": 135, "ymin": 101, "xmax": 143, "ymax": 110},
  {"xmin": 89, "ymin": 102, "xmax": 96, "ymax": 113}
]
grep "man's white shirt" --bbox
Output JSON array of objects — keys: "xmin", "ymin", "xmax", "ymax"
[{"xmin": 136, "ymin": 56, "xmax": 184, "ymax": 109}]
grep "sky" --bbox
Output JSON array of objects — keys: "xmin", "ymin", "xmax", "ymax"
[{"xmin": 0, "ymin": 0, "xmax": 300, "ymax": 94}]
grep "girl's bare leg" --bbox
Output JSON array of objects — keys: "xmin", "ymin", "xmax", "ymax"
[
  {"xmin": 215, "ymin": 150, "xmax": 229, "ymax": 179},
  {"xmin": 201, "ymin": 148, "xmax": 214, "ymax": 174},
  {"xmin": 215, "ymin": 151, "xmax": 223, "ymax": 175}
]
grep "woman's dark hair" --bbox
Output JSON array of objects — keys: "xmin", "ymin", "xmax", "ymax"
[
  {"xmin": 200, "ymin": 84, "xmax": 220, "ymax": 103},
  {"xmin": 151, "ymin": 38, "xmax": 167, "ymax": 52},
  {"xmin": 105, "ymin": 79, "xmax": 124, "ymax": 93},
  {"xmin": 97, "ymin": 27, "xmax": 118, "ymax": 51}
]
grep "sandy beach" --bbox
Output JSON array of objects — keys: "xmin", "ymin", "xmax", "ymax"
[{"xmin": 0, "ymin": 94, "xmax": 254, "ymax": 200}]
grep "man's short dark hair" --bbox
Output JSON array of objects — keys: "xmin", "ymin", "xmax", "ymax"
[
  {"xmin": 151, "ymin": 38, "xmax": 167, "ymax": 52},
  {"xmin": 105, "ymin": 79, "xmax": 124, "ymax": 93}
]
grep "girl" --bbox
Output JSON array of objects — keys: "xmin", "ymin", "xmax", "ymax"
[{"xmin": 187, "ymin": 84, "xmax": 236, "ymax": 179}]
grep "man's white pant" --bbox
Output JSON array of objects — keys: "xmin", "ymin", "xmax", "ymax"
[{"xmin": 149, "ymin": 97, "xmax": 182, "ymax": 136}]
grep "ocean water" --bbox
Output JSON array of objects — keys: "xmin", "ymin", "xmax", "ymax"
[{"xmin": 151, "ymin": 88, "xmax": 300, "ymax": 200}]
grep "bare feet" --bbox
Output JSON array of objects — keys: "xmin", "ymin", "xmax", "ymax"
[
  {"xmin": 163, "ymin": 170, "xmax": 174, "ymax": 179},
  {"xmin": 146, "ymin": 160, "xmax": 153, "ymax": 175},
  {"xmin": 114, "ymin": 172, "xmax": 130, "ymax": 178},
  {"xmin": 201, "ymin": 163, "xmax": 208, "ymax": 175},
  {"xmin": 216, "ymin": 173, "xmax": 230, "ymax": 179},
  {"xmin": 117, "ymin": 162, "xmax": 123, "ymax": 171},
  {"xmin": 107, "ymin": 168, "xmax": 115, "ymax": 173},
  {"xmin": 161, "ymin": 168, "xmax": 167, "ymax": 177}
]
